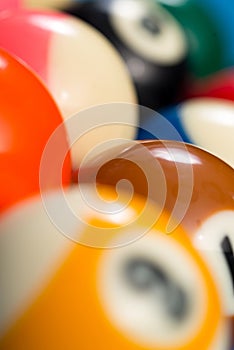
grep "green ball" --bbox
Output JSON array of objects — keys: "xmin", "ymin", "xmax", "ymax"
[{"xmin": 158, "ymin": 0, "xmax": 223, "ymax": 77}]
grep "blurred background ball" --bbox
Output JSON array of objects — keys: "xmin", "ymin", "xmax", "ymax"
[
  {"xmin": 158, "ymin": 0, "xmax": 224, "ymax": 78},
  {"xmin": 185, "ymin": 68, "xmax": 234, "ymax": 102},
  {"xmin": 0, "ymin": 0, "xmax": 19, "ymax": 12},
  {"xmin": 61, "ymin": 0, "xmax": 189, "ymax": 109},
  {"xmin": 0, "ymin": 10, "xmax": 138, "ymax": 168},
  {"xmin": 138, "ymin": 97, "xmax": 234, "ymax": 168},
  {"xmin": 0, "ymin": 184, "xmax": 230, "ymax": 349}
]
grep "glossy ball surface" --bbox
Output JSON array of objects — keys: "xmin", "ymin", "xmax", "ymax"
[
  {"xmin": 158, "ymin": 0, "xmax": 223, "ymax": 77},
  {"xmin": 0, "ymin": 184, "xmax": 229, "ymax": 349},
  {"xmin": 62, "ymin": 0, "xmax": 189, "ymax": 109},
  {"xmin": 0, "ymin": 48, "xmax": 71, "ymax": 212},
  {"xmin": 0, "ymin": 0, "xmax": 19, "ymax": 12},
  {"xmin": 79, "ymin": 140, "xmax": 234, "ymax": 315},
  {"xmin": 138, "ymin": 97, "xmax": 234, "ymax": 168},
  {"xmin": 0, "ymin": 9, "xmax": 137, "ymax": 118},
  {"xmin": 0, "ymin": 10, "xmax": 137, "ymax": 167}
]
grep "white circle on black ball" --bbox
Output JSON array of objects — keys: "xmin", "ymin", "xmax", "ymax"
[{"xmin": 110, "ymin": 0, "xmax": 187, "ymax": 65}]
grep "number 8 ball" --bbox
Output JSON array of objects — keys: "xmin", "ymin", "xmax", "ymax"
[{"xmin": 62, "ymin": 0, "xmax": 189, "ymax": 109}]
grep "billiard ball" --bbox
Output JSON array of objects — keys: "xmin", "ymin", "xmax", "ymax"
[
  {"xmin": 62, "ymin": 0, "xmax": 189, "ymax": 110},
  {"xmin": 0, "ymin": 48, "xmax": 71, "ymax": 212},
  {"xmin": 0, "ymin": 9, "xmax": 137, "ymax": 168},
  {"xmin": 0, "ymin": 184, "xmax": 230, "ymax": 349},
  {"xmin": 158, "ymin": 0, "xmax": 224, "ymax": 77},
  {"xmin": 0, "ymin": 0, "xmax": 19, "ymax": 12},
  {"xmin": 185, "ymin": 68, "xmax": 234, "ymax": 102},
  {"xmin": 78, "ymin": 140, "xmax": 234, "ymax": 316},
  {"xmin": 138, "ymin": 97, "xmax": 234, "ymax": 168}
]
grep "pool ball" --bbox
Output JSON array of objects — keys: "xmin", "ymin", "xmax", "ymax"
[
  {"xmin": 138, "ymin": 97, "xmax": 234, "ymax": 168},
  {"xmin": 0, "ymin": 8, "xmax": 137, "ymax": 117},
  {"xmin": 185, "ymin": 68, "xmax": 234, "ymax": 102},
  {"xmin": 158, "ymin": 0, "xmax": 224, "ymax": 77},
  {"xmin": 0, "ymin": 48, "xmax": 71, "ymax": 212},
  {"xmin": 0, "ymin": 0, "xmax": 19, "ymax": 12},
  {"xmin": 62, "ymin": 0, "xmax": 189, "ymax": 110},
  {"xmin": 0, "ymin": 9, "xmax": 137, "ymax": 167},
  {"xmin": 79, "ymin": 140, "xmax": 234, "ymax": 315},
  {"xmin": 0, "ymin": 184, "xmax": 230, "ymax": 349}
]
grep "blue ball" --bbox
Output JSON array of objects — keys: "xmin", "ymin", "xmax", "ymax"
[
  {"xmin": 137, "ymin": 105, "xmax": 192, "ymax": 143},
  {"xmin": 137, "ymin": 108, "xmax": 186, "ymax": 141},
  {"xmin": 137, "ymin": 97, "xmax": 234, "ymax": 168},
  {"xmin": 196, "ymin": 0, "xmax": 234, "ymax": 69}
]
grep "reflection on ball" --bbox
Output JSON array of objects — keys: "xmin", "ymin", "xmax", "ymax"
[
  {"xmin": 138, "ymin": 97, "xmax": 234, "ymax": 168},
  {"xmin": 0, "ymin": 10, "xmax": 137, "ymax": 167},
  {"xmin": 0, "ymin": 184, "xmax": 229, "ymax": 349},
  {"xmin": 0, "ymin": 48, "xmax": 71, "ymax": 212},
  {"xmin": 79, "ymin": 140, "xmax": 234, "ymax": 316}
]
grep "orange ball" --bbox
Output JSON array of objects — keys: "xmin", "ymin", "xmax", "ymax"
[
  {"xmin": 0, "ymin": 48, "xmax": 71, "ymax": 211},
  {"xmin": 0, "ymin": 184, "xmax": 230, "ymax": 349}
]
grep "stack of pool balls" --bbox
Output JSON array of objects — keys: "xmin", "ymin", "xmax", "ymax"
[{"xmin": 0, "ymin": 0, "xmax": 234, "ymax": 349}]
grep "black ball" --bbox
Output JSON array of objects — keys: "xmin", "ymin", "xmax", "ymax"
[{"xmin": 62, "ymin": 0, "xmax": 189, "ymax": 110}]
